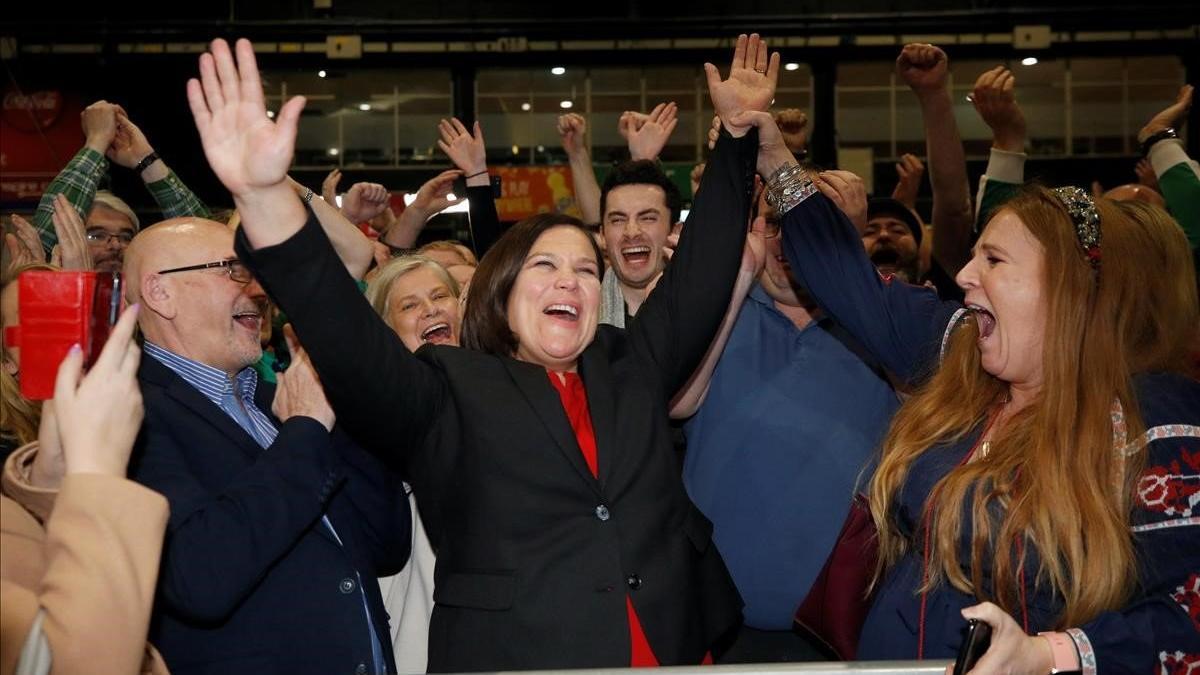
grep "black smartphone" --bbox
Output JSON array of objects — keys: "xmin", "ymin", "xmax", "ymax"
[
  {"xmin": 952, "ymin": 618, "xmax": 992, "ymax": 675},
  {"xmin": 87, "ymin": 272, "xmax": 122, "ymax": 367}
]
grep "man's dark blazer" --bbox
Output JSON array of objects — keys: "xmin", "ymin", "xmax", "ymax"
[
  {"xmin": 238, "ymin": 129, "xmax": 757, "ymax": 672},
  {"xmin": 128, "ymin": 354, "xmax": 411, "ymax": 675}
]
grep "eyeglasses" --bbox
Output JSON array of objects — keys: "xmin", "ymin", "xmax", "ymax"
[
  {"xmin": 85, "ymin": 229, "xmax": 135, "ymax": 246},
  {"xmin": 157, "ymin": 258, "xmax": 253, "ymax": 284}
]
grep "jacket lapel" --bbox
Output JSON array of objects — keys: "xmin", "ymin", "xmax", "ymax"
[
  {"xmin": 501, "ymin": 357, "xmax": 601, "ymax": 496},
  {"xmin": 578, "ymin": 342, "xmax": 619, "ymax": 489},
  {"xmin": 140, "ymin": 356, "xmax": 263, "ymax": 459}
]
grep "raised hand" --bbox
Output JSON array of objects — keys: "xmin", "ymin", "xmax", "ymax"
[
  {"xmin": 273, "ymin": 324, "xmax": 335, "ymax": 432},
  {"xmin": 53, "ymin": 304, "xmax": 143, "ymax": 477},
  {"xmin": 4, "ymin": 214, "xmax": 47, "ymax": 276},
  {"xmin": 409, "ymin": 169, "xmax": 463, "ymax": 217},
  {"xmin": 80, "ymin": 100, "xmax": 121, "ymax": 155},
  {"xmin": 892, "ymin": 154, "xmax": 925, "ymax": 210},
  {"xmin": 50, "ymin": 194, "xmax": 93, "ymax": 271},
  {"xmin": 341, "ymin": 182, "xmax": 391, "ymax": 223},
  {"xmin": 774, "ymin": 108, "xmax": 809, "ymax": 154},
  {"xmin": 437, "ymin": 118, "xmax": 487, "ymax": 177},
  {"xmin": 557, "ymin": 113, "xmax": 588, "ymax": 157},
  {"xmin": 107, "ymin": 111, "xmax": 156, "ymax": 169},
  {"xmin": 1135, "ymin": 158, "xmax": 1160, "ymax": 191},
  {"xmin": 897, "ymin": 43, "xmax": 949, "ymax": 97},
  {"xmin": 186, "ymin": 38, "xmax": 305, "ymax": 200},
  {"xmin": 725, "ymin": 110, "xmax": 794, "ymax": 178},
  {"xmin": 621, "ymin": 102, "xmax": 679, "ymax": 161},
  {"xmin": 1138, "ymin": 84, "xmax": 1193, "ymax": 144},
  {"xmin": 322, "ymin": 168, "xmax": 342, "ymax": 204},
  {"xmin": 704, "ymin": 33, "xmax": 781, "ymax": 137},
  {"xmin": 972, "ymin": 66, "xmax": 1026, "ymax": 152}
]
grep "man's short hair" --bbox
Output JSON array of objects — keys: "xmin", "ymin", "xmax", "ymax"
[
  {"xmin": 600, "ymin": 160, "xmax": 683, "ymax": 224},
  {"xmin": 866, "ymin": 197, "xmax": 922, "ymax": 245},
  {"xmin": 90, "ymin": 190, "xmax": 140, "ymax": 231}
]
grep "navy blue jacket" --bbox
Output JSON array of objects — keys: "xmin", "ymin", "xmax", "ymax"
[{"xmin": 129, "ymin": 355, "xmax": 411, "ymax": 675}]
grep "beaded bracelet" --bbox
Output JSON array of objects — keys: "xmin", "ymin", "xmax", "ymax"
[{"xmin": 764, "ymin": 163, "xmax": 816, "ymax": 215}]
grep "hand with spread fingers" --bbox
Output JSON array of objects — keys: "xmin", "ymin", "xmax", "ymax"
[
  {"xmin": 620, "ymin": 102, "xmax": 679, "ymax": 161},
  {"xmin": 1138, "ymin": 84, "xmax": 1193, "ymax": 145},
  {"xmin": 892, "ymin": 153, "xmax": 925, "ymax": 211},
  {"xmin": 437, "ymin": 117, "xmax": 489, "ymax": 185},
  {"xmin": 704, "ymin": 33, "xmax": 781, "ymax": 137},
  {"xmin": 53, "ymin": 304, "xmax": 144, "ymax": 477},
  {"xmin": 972, "ymin": 66, "xmax": 1027, "ymax": 153},
  {"xmin": 897, "ymin": 43, "xmax": 949, "ymax": 97},
  {"xmin": 50, "ymin": 193, "xmax": 93, "ymax": 271}
]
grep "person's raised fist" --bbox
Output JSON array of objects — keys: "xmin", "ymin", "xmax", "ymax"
[{"xmin": 896, "ymin": 43, "xmax": 949, "ymax": 96}]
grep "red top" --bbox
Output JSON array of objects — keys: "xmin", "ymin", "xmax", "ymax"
[{"xmin": 547, "ymin": 370, "xmax": 660, "ymax": 667}]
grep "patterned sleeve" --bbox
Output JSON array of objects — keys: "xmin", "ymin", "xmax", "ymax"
[
  {"xmin": 145, "ymin": 170, "xmax": 211, "ymax": 219},
  {"xmin": 32, "ymin": 147, "xmax": 108, "ymax": 253},
  {"xmin": 1069, "ymin": 421, "xmax": 1200, "ymax": 674}
]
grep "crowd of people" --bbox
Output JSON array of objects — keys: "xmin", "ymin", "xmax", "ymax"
[{"xmin": 1, "ymin": 31, "xmax": 1197, "ymax": 675}]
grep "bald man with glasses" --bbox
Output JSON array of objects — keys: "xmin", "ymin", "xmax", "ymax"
[{"xmin": 122, "ymin": 218, "xmax": 412, "ymax": 674}]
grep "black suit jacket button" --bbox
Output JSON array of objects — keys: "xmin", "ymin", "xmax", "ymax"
[
  {"xmin": 339, "ymin": 577, "xmax": 356, "ymax": 594},
  {"xmin": 626, "ymin": 574, "xmax": 641, "ymax": 590},
  {"xmin": 595, "ymin": 504, "xmax": 610, "ymax": 521}
]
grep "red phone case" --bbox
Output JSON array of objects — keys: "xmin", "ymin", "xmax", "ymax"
[{"xmin": 6, "ymin": 271, "xmax": 99, "ymax": 400}]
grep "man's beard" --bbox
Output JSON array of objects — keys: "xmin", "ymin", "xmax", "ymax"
[{"xmin": 870, "ymin": 246, "xmax": 919, "ymax": 283}]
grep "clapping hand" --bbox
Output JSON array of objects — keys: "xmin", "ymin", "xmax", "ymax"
[
  {"xmin": 408, "ymin": 170, "xmax": 463, "ymax": 218},
  {"xmin": 50, "ymin": 194, "xmax": 93, "ymax": 270},
  {"xmin": 1138, "ymin": 84, "xmax": 1193, "ymax": 145},
  {"xmin": 108, "ymin": 110, "xmax": 157, "ymax": 170},
  {"xmin": 273, "ymin": 325, "xmax": 336, "ymax": 432},
  {"xmin": 897, "ymin": 43, "xmax": 949, "ymax": 97},
  {"xmin": 80, "ymin": 100, "xmax": 121, "ymax": 156},
  {"xmin": 4, "ymin": 214, "xmax": 46, "ymax": 277},
  {"xmin": 620, "ymin": 102, "xmax": 679, "ymax": 161},
  {"xmin": 704, "ymin": 33, "xmax": 781, "ymax": 137}
]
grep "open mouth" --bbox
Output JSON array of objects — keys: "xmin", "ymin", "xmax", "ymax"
[
  {"xmin": 232, "ymin": 311, "xmax": 262, "ymax": 332},
  {"xmin": 544, "ymin": 303, "xmax": 580, "ymax": 323},
  {"xmin": 420, "ymin": 322, "xmax": 454, "ymax": 344},
  {"xmin": 967, "ymin": 304, "xmax": 996, "ymax": 339},
  {"xmin": 871, "ymin": 248, "xmax": 901, "ymax": 267},
  {"xmin": 621, "ymin": 245, "xmax": 652, "ymax": 267}
]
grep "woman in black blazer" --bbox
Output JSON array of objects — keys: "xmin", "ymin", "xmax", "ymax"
[{"xmin": 189, "ymin": 34, "xmax": 780, "ymax": 671}]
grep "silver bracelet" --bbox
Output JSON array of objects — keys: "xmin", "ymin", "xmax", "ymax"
[
  {"xmin": 301, "ymin": 188, "xmax": 315, "ymax": 204},
  {"xmin": 765, "ymin": 163, "xmax": 816, "ymax": 215}
]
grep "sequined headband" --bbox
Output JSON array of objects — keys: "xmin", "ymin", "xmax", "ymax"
[{"xmin": 1051, "ymin": 186, "xmax": 1101, "ymax": 270}]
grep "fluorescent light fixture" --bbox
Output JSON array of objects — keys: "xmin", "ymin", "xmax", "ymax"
[
  {"xmin": 559, "ymin": 100, "xmax": 573, "ymax": 109},
  {"xmin": 318, "ymin": 69, "xmax": 327, "ymax": 78},
  {"xmin": 550, "ymin": 66, "xmax": 566, "ymax": 75},
  {"xmin": 404, "ymin": 192, "xmax": 470, "ymax": 214},
  {"xmin": 1021, "ymin": 57, "xmax": 1038, "ymax": 66},
  {"xmin": 520, "ymin": 102, "xmax": 532, "ymax": 111},
  {"xmin": 358, "ymin": 103, "xmax": 371, "ymax": 111},
  {"xmin": 784, "ymin": 62, "xmax": 800, "ymax": 71}
]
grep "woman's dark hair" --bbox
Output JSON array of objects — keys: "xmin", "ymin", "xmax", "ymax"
[{"xmin": 461, "ymin": 213, "xmax": 604, "ymax": 356}]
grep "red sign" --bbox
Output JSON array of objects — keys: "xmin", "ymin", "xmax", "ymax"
[
  {"xmin": 0, "ymin": 88, "xmax": 86, "ymax": 203},
  {"xmin": 492, "ymin": 166, "xmax": 580, "ymax": 221}
]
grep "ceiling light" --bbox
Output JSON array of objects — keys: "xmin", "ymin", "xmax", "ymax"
[
  {"xmin": 358, "ymin": 103, "xmax": 371, "ymax": 111},
  {"xmin": 318, "ymin": 69, "xmax": 327, "ymax": 78},
  {"xmin": 550, "ymin": 66, "xmax": 566, "ymax": 76},
  {"xmin": 266, "ymin": 110, "xmax": 276, "ymax": 119},
  {"xmin": 784, "ymin": 62, "xmax": 800, "ymax": 71},
  {"xmin": 521, "ymin": 102, "xmax": 532, "ymax": 111},
  {"xmin": 559, "ymin": 100, "xmax": 573, "ymax": 109},
  {"xmin": 511, "ymin": 145, "xmax": 520, "ymax": 155},
  {"xmin": 1021, "ymin": 57, "xmax": 1038, "ymax": 66},
  {"xmin": 327, "ymin": 148, "xmax": 339, "ymax": 156}
]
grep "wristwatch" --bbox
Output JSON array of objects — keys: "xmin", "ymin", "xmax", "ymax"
[{"xmin": 1139, "ymin": 127, "xmax": 1178, "ymax": 157}]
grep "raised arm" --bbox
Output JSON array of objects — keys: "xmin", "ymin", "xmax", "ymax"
[
  {"xmin": 733, "ymin": 110, "xmax": 961, "ymax": 383},
  {"xmin": 438, "ymin": 117, "xmax": 503, "ymax": 255},
  {"xmin": 897, "ymin": 44, "xmax": 973, "ymax": 276},
  {"xmin": 558, "ymin": 113, "xmax": 602, "ymax": 224},
  {"xmin": 971, "ymin": 66, "xmax": 1028, "ymax": 230},
  {"xmin": 1139, "ymin": 84, "xmax": 1199, "ymax": 249},
  {"xmin": 286, "ymin": 176, "xmax": 375, "ymax": 279},
  {"xmin": 108, "ymin": 109, "xmax": 211, "ymax": 219},
  {"xmin": 627, "ymin": 33, "xmax": 772, "ymax": 396},
  {"xmin": 187, "ymin": 38, "xmax": 445, "ymax": 453},
  {"xmin": 32, "ymin": 101, "xmax": 119, "ymax": 253},
  {"xmin": 381, "ymin": 169, "xmax": 463, "ymax": 250}
]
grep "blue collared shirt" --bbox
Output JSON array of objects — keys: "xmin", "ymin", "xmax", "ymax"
[
  {"xmin": 682, "ymin": 285, "xmax": 900, "ymax": 629},
  {"xmin": 143, "ymin": 342, "xmax": 388, "ymax": 674}
]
